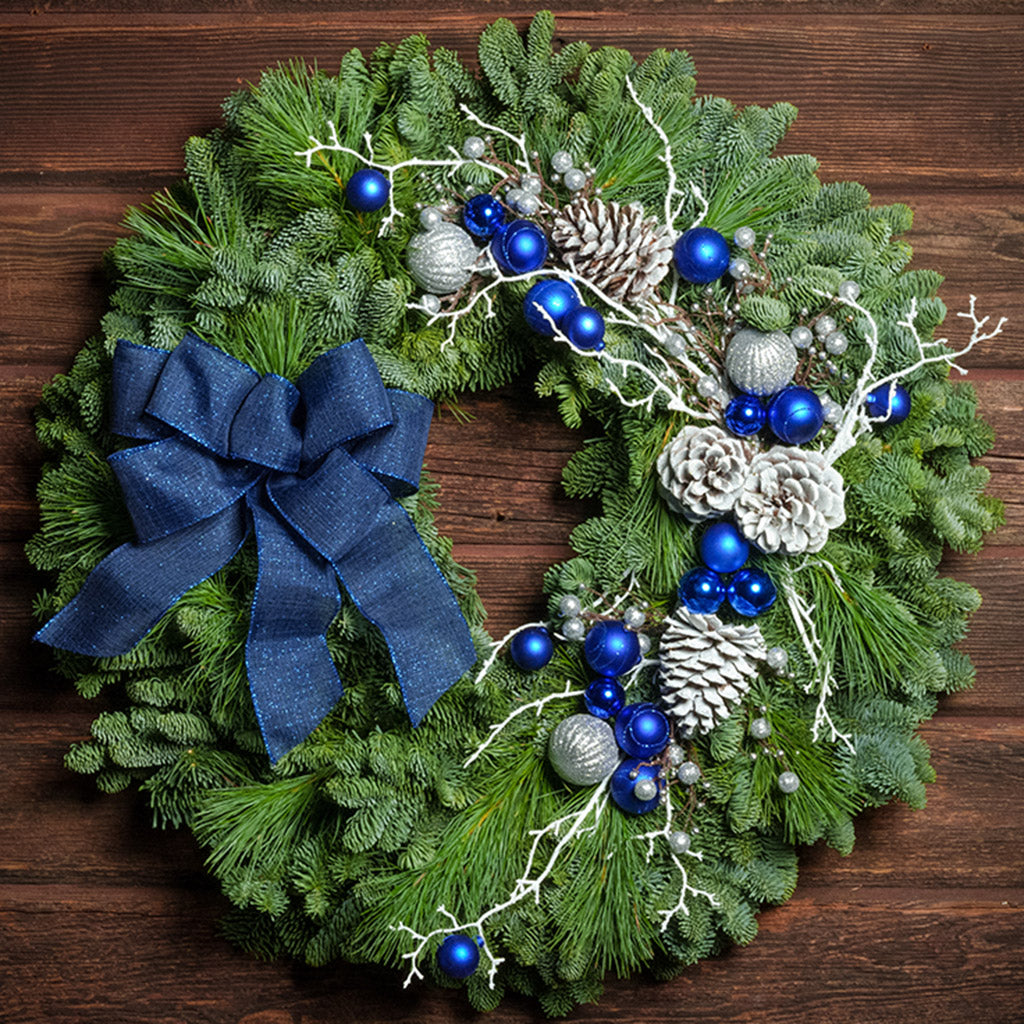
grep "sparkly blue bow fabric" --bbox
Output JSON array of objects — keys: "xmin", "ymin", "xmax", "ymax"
[{"xmin": 36, "ymin": 333, "xmax": 477, "ymax": 762}]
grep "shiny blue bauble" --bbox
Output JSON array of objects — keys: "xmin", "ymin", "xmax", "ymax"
[
  {"xmin": 562, "ymin": 305, "xmax": 606, "ymax": 351},
  {"xmin": 614, "ymin": 702, "xmax": 670, "ymax": 759},
  {"xmin": 724, "ymin": 393, "xmax": 766, "ymax": 436},
  {"xmin": 523, "ymin": 279, "xmax": 580, "ymax": 335},
  {"xmin": 677, "ymin": 567, "xmax": 726, "ymax": 614},
  {"xmin": 865, "ymin": 383, "xmax": 911, "ymax": 425},
  {"xmin": 673, "ymin": 227, "xmax": 730, "ymax": 284},
  {"xmin": 509, "ymin": 626, "xmax": 554, "ymax": 671},
  {"xmin": 583, "ymin": 677, "xmax": 626, "ymax": 719},
  {"xmin": 610, "ymin": 758, "xmax": 662, "ymax": 815},
  {"xmin": 584, "ymin": 620, "xmax": 641, "ymax": 677},
  {"xmin": 727, "ymin": 567, "xmax": 777, "ymax": 617},
  {"xmin": 700, "ymin": 521, "xmax": 750, "ymax": 575},
  {"xmin": 437, "ymin": 934, "xmax": 480, "ymax": 979},
  {"xmin": 491, "ymin": 219, "xmax": 548, "ymax": 274},
  {"xmin": 345, "ymin": 168, "xmax": 390, "ymax": 212},
  {"xmin": 767, "ymin": 386, "xmax": 824, "ymax": 445},
  {"xmin": 463, "ymin": 193, "xmax": 506, "ymax": 239}
]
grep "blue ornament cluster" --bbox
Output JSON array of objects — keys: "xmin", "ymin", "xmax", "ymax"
[
  {"xmin": 678, "ymin": 522, "xmax": 776, "ymax": 618},
  {"xmin": 523, "ymin": 278, "xmax": 605, "ymax": 349},
  {"xmin": 724, "ymin": 387, "xmax": 825, "ymax": 446}
]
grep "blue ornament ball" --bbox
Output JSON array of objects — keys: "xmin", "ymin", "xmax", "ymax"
[
  {"xmin": 562, "ymin": 305, "xmax": 606, "ymax": 350},
  {"xmin": 727, "ymin": 567, "xmax": 777, "ymax": 617},
  {"xmin": 865, "ymin": 383, "xmax": 911, "ymax": 425},
  {"xmin": 699, "ymin": 521, "xmax": 750, "ymax": 575},
  {"xmin": 583, "ymin": 677, "xmax": 626, "ymax": 719},
  {"xmin": 610, "ymin": 758, "xmax": 662, "ymax": 815},
  {"xmin": 724, "ymin": 394, "xmax": 766, "ymax": 436},
  {"xmin": 509, "ymin": 626, "xmax": 554, "ymax": 672},
  {"xmin": 523, "ymin": 279, "xmax": 580, "ymax": 335},
  {"xmin": 491, "ymin": 219, "xmax": 548, "ymax": 274},
  {"xmin": 345, "ymin": 168, "xmax": 390, "ymax": 212},
  {"xmin": 584, "ymin": 620, "xmax": 641, "ymax": 677},
  {"xmin": 677, "ymin": 567, "xmax": 726, "ymax": 614},
  {"xmin": 437, "ymin": 934, "xmax": 480, "ymax": 979},
  {"xmin": 615, "ymin": 702, "xmax": 670, "ymax": 759},
  {"xmin": 767, "ymin": 386, "xmax": 824, "ymax": 445},
  {"xmin": 673, "ymin": 227, "xmax": 730, "ymax": 284},
  {"xmin": 462, "ymin": 193, "xmax": 506, "ymax": 239}
]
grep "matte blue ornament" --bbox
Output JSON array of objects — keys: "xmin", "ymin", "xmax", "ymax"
[
  {"xmin": 865, "ymin": 382, "xmax": 911, "ymax": 425},
  {"xmin": 562, "ymin": 305, "xmax": 606, "ymax": 351},
  {"xmin": 610, "ymin": 758, "xmax": 662, "ymax": 815},
  {"xmin": 437, "ymin": 934, "xmax": 480, "ymax": 979},
  {"xmin": 509, "ymin": 625, "xmax": 554, "ymax": 671},
  {"xmin": 727, "ymin": 567, "xmax": 777, "ymax": 617},
  {"xmin": 673, "ymin": 227, "xmax": 730, "ymax": 284},
  {"xmin": 677, "ymin": 567, "xmax": 726, "ymax": 614},
  {"xmin": 345, "ymin": 168, "xmax": 390, "ymax": 212},
  {"xmin": 584, "ymin": 677, "xmax": 626, "ymax": 719},
  {"xmin": 462, "ymin": 193, "xmax": 506, "ymax": 239},
  {"xmin": 614, "ymin": 702, "xmax": 670, "ymax": 758},
  {"xmin": 491, "ymin": 219, "xmax": 548, "ymax": 274},
  {"xmin": 584, "ymin": 620, "xmax": 641, "ymax": 677},
  {"xmin": 523, "ymin": 279, "xmax": 580, "ymax": 335},
  {"xmin": 767, "ymin": 386, "xmax": 824, "ymax": 445},
  {"xmin": 724, "ymin": 393, "xmax": 766, "ymax": 436},
  {"xmin": 699, "ymin": 521, "xmax": 749, "ymax": 575}
]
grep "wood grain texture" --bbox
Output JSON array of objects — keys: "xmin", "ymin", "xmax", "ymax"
[{"xmin": 1, "ymin": 4, "xmax": 1021, "ymax": 1023}]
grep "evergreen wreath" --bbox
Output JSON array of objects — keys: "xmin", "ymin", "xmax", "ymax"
[{"xmin": 28, "ymin": 12, "xmax": 1006, "ymax": 1016}]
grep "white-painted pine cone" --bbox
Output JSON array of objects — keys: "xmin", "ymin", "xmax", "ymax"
[
  {"xmin": 552, "ymin": 196, "xmax": 673, "ymax": 304},
  {"xmin": 735, "ymin": 446, "xmax": 846, "ymax": 555},
  {"xmin": 656, "ymin": 425, "xmax": 751, "ymax": 521},
  {"xmin": 658, "ymin": 607, "xmax": 767, "ymax": 734}
]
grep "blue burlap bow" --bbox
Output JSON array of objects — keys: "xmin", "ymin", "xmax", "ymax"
[{"xmin": 36, "ymin": 333, "xmax": 477, "ymax": 762}]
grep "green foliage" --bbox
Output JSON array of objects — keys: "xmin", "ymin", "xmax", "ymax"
[{"xmin": 27, "ymin": 11, "xmax": 1001, "ymax": 1017}]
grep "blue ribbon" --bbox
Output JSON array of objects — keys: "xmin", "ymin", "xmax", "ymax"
[{"xmin": 36, "ymin": 333, "xmax": 477, "ymax": 762}]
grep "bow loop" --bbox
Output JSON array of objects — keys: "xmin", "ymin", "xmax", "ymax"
[{"xmin": 229, "ymin": 373, "xmax": 303, "ymax": 472}]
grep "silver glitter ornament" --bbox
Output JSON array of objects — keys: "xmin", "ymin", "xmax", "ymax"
[
  {"xmin": 734, "ymin": 226, "xmax": 756, "ymax": 248},
  {"xmin": 462, "ymin": 135, "xmax": 486, "ymax": 159},
  {"xmin": 563, "ymin": 168, "xmax": 587, "ymax": 192},
  {"xmin": 548, "ymin": 714, "xmax": 620, "ymax": 786},
  {"xmin": 633, "ymin": 777, "xmax": 659, "ymax": 801},
  {"xmin": 750, "ymin": 717, "xmax": 772, "ymax": 740},
  {"xmin": 696, "ymin": 375, "xmax": 720, "ymax": 398},
  {"xmin": 562, "ymin": 617, "xmax": 586, "ymax": 641},
  {"xmin": 814, "ymin": 315, "xmax": 837, "ymax": 338},
  {"xmin": 551, "ymin": 150, "xmax": 574, "ymax": 173},
  {"xmin": 778, "ymin": 770, "xmax": 800, "ymax": 793},
  {"xmin": 623, "ymin": 605, "xmax": 646, "ymax": 630},
  {"xmin": 406, "ymin": 222, "xmax": 479, "ymax": 295},
  {"xmin": 765, "ymin": 646, "xmax": 789, "ymax": 671},
  {"xmin": 666, "ymin": 742, "xmax": 686, "ymax": 766},
  {"xmin": 677, "ymin": 761, "xmax": 701, "ymax": 785},
  {"xmin": 838, "ymin": 280, "xmax": 861, "ymax": 302},
  {"xmin": 825, "ymin": 330, "xmax": 848, "ymax": 355},
  {"xmin": 517, "ymin": 194, "xmax": 540, "ymax": 216},
  {"xmin": 559, "ymin": 593, "xmax": 582, "ymax": 618},
  {"xmin": 421, "ymin": 294, "xmax": 441, "ymax": 314},
  {"xmin": 521, "ymin": 174, "xmax": 542, "ymax": 196},
  {"xmin": 791, "ymin": 325, "xmax": 813, "ymax": 349},
  {"xmin": 668, "ymin": 830, "xmax": 691, "ymax": 855},
  {"xmin": 724, "ymin": 328, "xmax": 799, "ymax": 397}
]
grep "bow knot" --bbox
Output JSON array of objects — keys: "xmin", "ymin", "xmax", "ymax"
[{"xmin": 38, "ymin": 333, "xmax": 477, "ymax": 762}]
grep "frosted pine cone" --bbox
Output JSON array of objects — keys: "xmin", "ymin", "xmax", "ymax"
[
  {"xmin": 658, "ymin": 607, "xmax": 767, "ymax": 734},
  {"xmin": 656, "ymin": 425, "xmax": 751, "ymax": 521},
  {"xmin": 551, "ymin": 196, "xmax": 673, "ymax": 304},
  {"xmin": 735, "ymin": 446, "xmax": 846, "ymax": 555}
]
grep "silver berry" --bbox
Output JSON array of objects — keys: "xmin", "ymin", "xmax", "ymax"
[
  {"xmin": 562, "ymin": 617, "xmax": 586, "ymax": 641},
  {"xmin": 666, "ymin": 742, "xmax": 686, "ymax": 766},
  {"xmin": 421, "ymin": 294, "xmax": 441, "ymax": 314},
  {"xmin": 559, "ymin": 594, "xmax": 582, "ymax": 618},
  {"xmin": 838, "ymin": 280, "xmax": 861, "ymax": 302},
  {"xmin": 676, "ymin": 761, "xmax": 701, "ymax": 786},
  {"xmin": 778, "ymin": 771, "xmax": 800, "ymax": 794},
  {"xmin": 733, "ymin": 226, "xmax": 756, "ymax": 248},
  {"xmin": 814, "ymin": 315, "xmax": 837, "ymax": 338},
  {"xmin": 563, "ymin": 168, "xmax": 587, "ymax": 192},
  {"xmin": 696, "ymin": 375, "xmax": 719, "ymax": 398},
  {"xmin": 517, "ymin": 194, "xmax": 540, "ymax": 216},
  {"xmin": 790, "ymin": 325, "xmax": 813, "ymax": 350},
  {"xmin": 623, "ymin": 605, "xmax": 646, "ymax": 630},
  {"xmin": 821, "ymin": 397, "xmax": 842, "ymax": 425},
  {"xmin": 634, "ymin": 777, "xmax": 659, "ymax": 802},
  {"xmin": 551, "ymin": 150, "xmax": 574, "ymax": 173},
  {"xmin": 419, "ymin": 207, "xmax": 443, "ymax": 230},
  {"xmin": 637, "ymin": 634, "xmax": 651, "ymax": 656},
  {"xmin": 462, "ymin": 135, "xmax": 486, "ymax": 159},
  {"xmin": 506, "ymin": 187, "xmax": 526, "ymax": 208},
  {"xmin": 765, "ymin": 646, "xmax": 788, "ymax": 671},
  {"xmin": 667, "ymin": 830, "xmax": 691, "ymax": 855},
  {"xmin": 750, "ymin": 717, "xmax": 772, "ymax": 740},
  {"xmin": 824, "ymin": 330, "xmax": 848, "ymax": 355},
  {"xmin": 728, "ymin": 257, "xmax": 751, "ymax": 280},
  {"xmin": 520, "ymin": 174, "xmax": 543, "ymax": 196}
]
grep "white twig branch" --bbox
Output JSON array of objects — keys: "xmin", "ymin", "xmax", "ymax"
[{"xmin": 459, "ymin": 103, "xmax": 532, "ymax": 174}]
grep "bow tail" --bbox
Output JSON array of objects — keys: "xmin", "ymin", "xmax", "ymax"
[
  {"xmin": 35, "ymin": 501, "xmax": 248, "ymax": 658},
  {"xmin": 247, "ymin": 488, "xmax": 343, "ymax": 763},
  {"xmin": 332, "ymin": 501, "xmax": 478, "ymax": 727}
]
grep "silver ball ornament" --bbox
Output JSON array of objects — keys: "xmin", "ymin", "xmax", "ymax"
[
  {"xmin": 517, "ymin": 194, "xmax": 540, "ymax": 216},
  {"xmin": 551, "ymin": 150, "xmax": 574, "ymax": 173},
  {"xmin": 406, "ymin": 222, "xmax": 479, "ymax": 295},
  {"xmin": 790, "ymin": 325, "xmax": 813, "ymax": 350},
  {"xmin": 462, "ymin": 135, "xmax": 486, "ymax": 159},
  {"xmin": 506, "ymin": 187, "xmax": 526, "ymax": 208},
  {"xmin": 814, "ymin": 315, "xmax": 837, "ymax": 338},
  {"xmin": 421, "ymin": 294, "xmax": 441, "ymax": 314},
  {"xmin": 728, "ymin": 257, "xmax": 751, "ymax": 280},
  {"xmin": 838, "ymin": 280, "xmax": 861, "ymax": 302},
  {"xmin": 821, "ymin": 397, "xmax": 843, "ymax": 425},
  {"xmin": 562, "ymin": 617, "xmax": 586, "ymax": 641},
  {"xmin": 724, "ymin": 328, "xmax": 799, "ymax": 396},
  {"xmin": 419, "ymin": 207, "xmax": 443, "ymax": 230},
  {"xmin": 778, "ymin": 771, "xmax": 801, "ymax": 793},
  {"xmin": 637, "ymin": 634, "xmax": 651, "ymax": 656},
  {"xmin": 696, "ymin": 375, "xmax": 720, "ymax": 398},
  {"xmin": 623, "ymin": 605, "xmax": 646, "ymax": 630},
  {"xmin": 520, "ymin": 174, "xmax": 542, "ymax": 196},
  {"xmin": 666, "ymin": 742, "xmax": 686, "ymax": 766},
  {"xmin": 633, "ymin": 777, "xmax": 659, "ymax": 802},
  {"xmin": 548, "ymin": 714, "xmax": 620, "ymax": 786},
  {"xmin": 765, "ymin": 646, "xmax": 789, "ymax": 671},
  {"xmin": 676, "ymin": 761, "xmax": 701, "ymax": 785},
  {"xmin": 733, "ymin": 226, "xmax": 756, "ymax": 248},
  {"xmin": 750, "ymin": 717, "xmax": 772, "ymax": 740},
  {"xmin": 563, "ymin": 168, "xmax": 587, "ymax": 192},
  {"xmin": 824, "ymin": 330, "xmax": 848, "ymax": 355},
  {"xmin": 667, "ymin": 830, "xmax": 691, "ymax": 855},
  {"xmin": 559, "ymin": 594, "xmax": 582, "ymax": 618}
]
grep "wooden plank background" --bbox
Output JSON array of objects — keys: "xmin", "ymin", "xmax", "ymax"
[{"xmin": 2, "ymin": 3, "xmax": 1022, "ymax": 1022}]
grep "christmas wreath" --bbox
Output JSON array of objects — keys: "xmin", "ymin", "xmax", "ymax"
[{"xmin": 29, "ymin": 12, "xmax": 1005, "ymax": 1016}]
